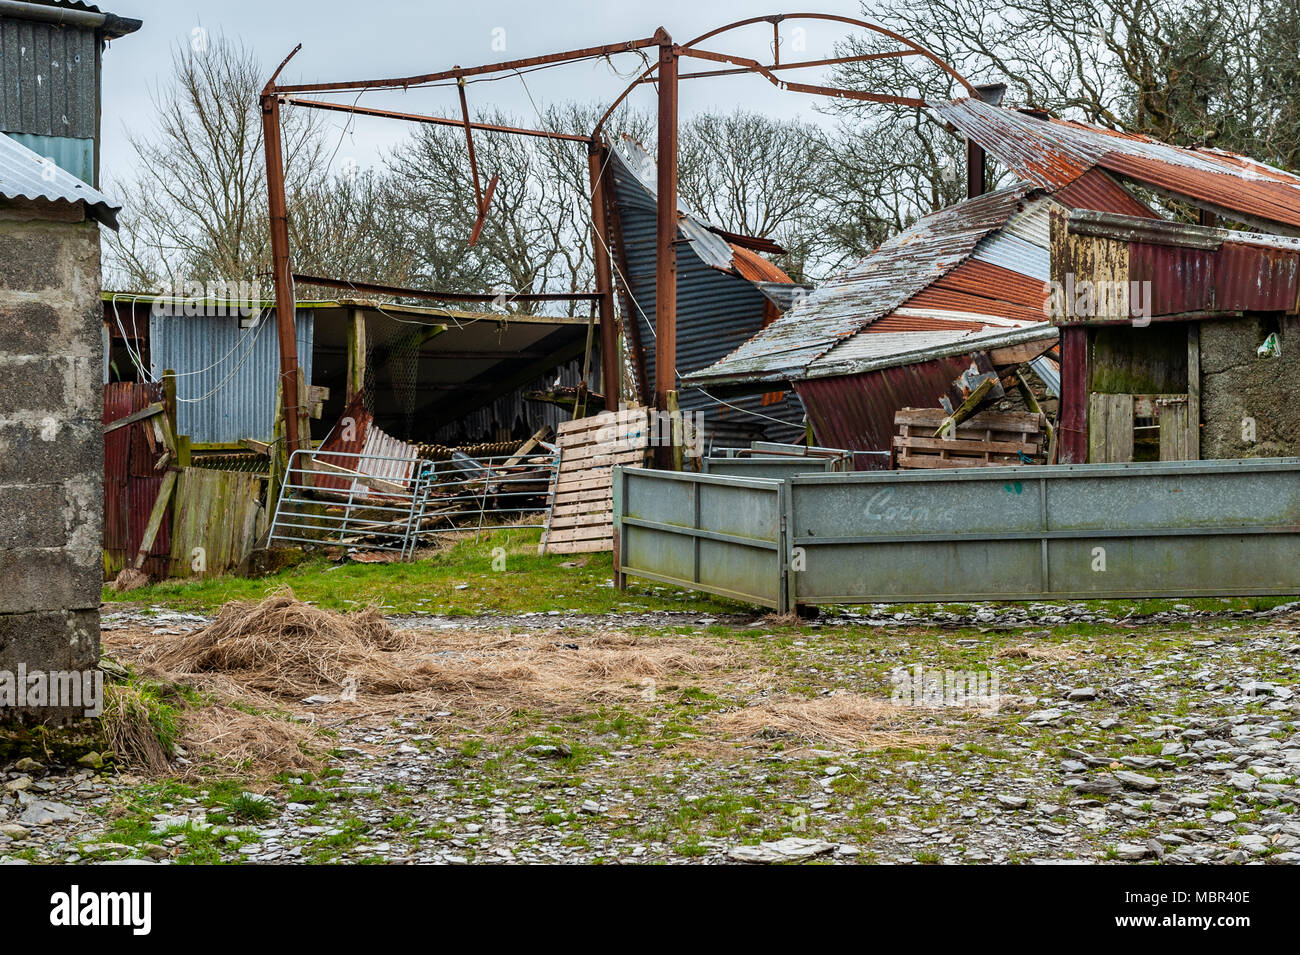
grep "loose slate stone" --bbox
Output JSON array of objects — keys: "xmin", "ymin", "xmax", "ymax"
[
  {"xmin": 727, "ymin": 838, "xmax": 837, "ymax": 864},
  {"xmin": 1115, "ymin": 771, "xmax": 1161, "ymax": 792}
]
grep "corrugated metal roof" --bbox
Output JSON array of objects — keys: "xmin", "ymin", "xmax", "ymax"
[
  {"xmin": 0, "ymin": 10, "xmax": 99, "ymax": 140},
  {"xmin": 934, "ymin": 97, "xmax": 1300, "ymax": 233},
  {"xmin": 683, "ymin": 184, "xmax": 1050, "ymax": 388},
  {"xmin": 809, "ymin": 323, "xmax": 1057, "ymax": 379},
  {"xmin": 149, "ymin": 307, "xmax": 314, "ymax": 444},
  {"xmin": 607, "ymin": 138, "xmax": 805, "ymax": 445},
  {"xmin": 1053, "ymin": 168, "xmax": 1156, "ymax": 217},
  {"xmin": 0, "ymin": 129, "xmax": 117, "ymax": 224}
]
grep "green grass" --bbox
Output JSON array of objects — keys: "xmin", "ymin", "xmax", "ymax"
[
  {"xmin": 102, "ymin": 528, "xmax": 743, "ymax": 616},
  {"xmin": 102, "ymin": 523, "xmax": 1297, "ymax": 621}
]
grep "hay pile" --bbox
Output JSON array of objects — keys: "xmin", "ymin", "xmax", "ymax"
[
  {"xmin": 116, "ymin": 595, "xmax": 761, "ymax": 724},
  {"xmin": 151, "ymin": 592, "xmax": 429, "ymax": 699},
  {"xmin": 713, "ymin": 692, "xmax": 946, "ymax": 750},
  {"xmin": 181, "ymin": 704, "xmax": 320, "ymax": 776}
]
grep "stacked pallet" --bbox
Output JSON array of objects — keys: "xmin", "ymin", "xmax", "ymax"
[
  {"xmin": 893, "ymin": 407, "xmax": 1046, "ymax": 469},
  {"xmin": 540, "ymin": 408, "xmax": 651, "ymax": 554}
]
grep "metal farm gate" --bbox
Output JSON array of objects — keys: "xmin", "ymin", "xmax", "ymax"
[
  {"xmin": 613, "ymin": 458, "xmax": 1300, "ymax": 612},
  {"xmin": 613, "ymin": 468, "xmax": 790, "ymax": 609}
]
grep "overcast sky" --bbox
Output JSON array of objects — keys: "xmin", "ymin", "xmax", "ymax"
[{"xmin": 100, "ymin": 0, "xmax": 874, "ymax": 178}]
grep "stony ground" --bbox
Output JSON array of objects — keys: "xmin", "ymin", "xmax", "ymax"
[{"xmin": 3, "ymin": 600, "xmax": 1299, "ymax": 865}]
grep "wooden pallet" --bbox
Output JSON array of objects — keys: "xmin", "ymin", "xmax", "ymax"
[
  {"xmin": 893, "ymin": 407, "xmax": 1046, "ymax": 469},
  {"xmin": 539, "ymin": 409, "xmax": 651, "ymax": 554}
]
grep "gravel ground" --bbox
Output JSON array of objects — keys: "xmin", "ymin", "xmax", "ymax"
[{"xmin": 3, "ymin": 602, "xmax": 1299, "ymax": 864}]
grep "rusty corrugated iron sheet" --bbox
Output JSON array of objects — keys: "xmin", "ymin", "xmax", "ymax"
[
  {"xmin": 1062, "ymin": 210, "xmax": 1300, "ymax": 319},
  {"xmin": 730, "ymin": 243, "xmax": 795, "ymax": 284},
  {"xmin": 102, "ymin": 381, "xmax": 170, "ymax": 577},
  {"xmin": 924, "ymin": 258, "xmax": 1048, "ymax": 309},
  {"xmin": 1130, "ymin": 238, "xmax": 1300, "ymax": 316},
  {"xmin": 1053, "ymin": 168, "xmax": 1156, "ymax": 218},
  {"xmin": 934, "ymin": 97, "xmax": 1300, "ymax": 231},
  {"xmin": 312, "ymin": 394, "xmax": 419, "ymax": 497},
  {"xmin": 607, "ymin": 139, "xmax": 805, "ymax": 444},
  {"xmin": 684, "ymin": 184, "xmax": 1047, "ymax": 388},
  {"xmin": 794, "ymin": 358, "xmax": 976, "ymax": 464}
]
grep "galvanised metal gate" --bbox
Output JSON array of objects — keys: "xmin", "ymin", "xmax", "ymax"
[
  {"xmin": 613, "ymin": 467, "xmax": 789, "ymax": 610},
  {"xmin": 613, "ymin": 458, "xmax": 1300, "ymax": 611}
]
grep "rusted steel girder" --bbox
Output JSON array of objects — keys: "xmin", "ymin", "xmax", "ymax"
[
  {"xmin": 646, "ymin": 49, "xmax": 920, "ymax": 83},
  {"xmin": 655, "ymin": 38, "xmax": 679, "ymax": 416},
  {"xmin": 261, "ymin": 44, "xmax": 304, "ymax": 455},
  {"xmin": 272, "ymin": 37, "xmax": 662, "ymax": 94},
  {"xmin": 280, "ymin": 97, "xmax": 592, "ymax": 142},
  {"xmin": 677, "ymin": 46, "xmax": 926, "ymax": 107},
  {"xmin": 588, "ymin": 139, "xmax": 621, "ymax": 409},
  {"xmin": 455, "ymin": 72, "xmax": 494, "ymax": 245},
  {"xmin": 292, "ymin": 273, "xmax": 600, "ymax": 305},
  {"xmin": 679, "ymin": 13, "xmax": 975, "ymax": 96}
]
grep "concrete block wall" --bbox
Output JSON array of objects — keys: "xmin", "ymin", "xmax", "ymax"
[
  {"xmin": 1200, "ymin": 315, "xmax": 1300, "ymax": 459},
  {"xmin": 0, "ymin": 199, "xmax": 103, "ymax": 695}
]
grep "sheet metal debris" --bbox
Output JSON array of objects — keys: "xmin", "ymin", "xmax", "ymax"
[
  {"xmin": 683, "ymin": 184, "xmax": 1052, "ymax": 388},
  {"xmin": 933, "ymin": 97, "xmax": 1300, "ymax": 233}
]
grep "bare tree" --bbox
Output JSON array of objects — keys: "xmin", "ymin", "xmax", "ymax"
[
  {"xmin": 103, "ymin": 33, "xmax": 325, "ymax": 291},
  {"xmin": 677, "ymin": 111, "xmax": 837, "ymax": 281},
  {"xmin": 387, "ymin": 102, "xmax": 654, "ymax": 313}
]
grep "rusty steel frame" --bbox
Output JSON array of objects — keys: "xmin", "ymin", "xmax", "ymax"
[
  {"xmin": 279, "ymin": 97, "xmax": 592, "ymax": 142},
  {"xmin": 261, "ymin": 15, "xmax": 974, "ymax": 458},
  {"xmin": 261, "ymin": 43, "xmax": 305, "ymax": 456},
  {"xmin": 291, "ymin": 273, "xmax": 600, "ymax": 305}
]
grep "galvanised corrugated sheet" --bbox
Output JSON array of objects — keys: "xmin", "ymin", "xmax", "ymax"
[
  {"xmin": 0, "ymin": 13, "xmax": 98, "ymax": 139},
  {"xmin": 811, "ymin": 324, "xmax": 1057, "ymax": 376},
  {"xmin": 149, "ymin": 308, "xmax": 314, "ymax": 444},
  {"xmin": 6, "ymin": 131, "xmax": 92, "ymax": 181},
  {"xmin": 683, "ymin": 183, "xmax": 1040, "ymax": 388},
  {"xmin": 933, "ymin": 97, "xmax": 1300, "ymax": 231},
  {"xmin": 608, "ymin": 143, "xmax": 804, "ymax": 445},
  {"xmin": 0, "ymin": 127, "xmax": 116, "ymax": 223}
]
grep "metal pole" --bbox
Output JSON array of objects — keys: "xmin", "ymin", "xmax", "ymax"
[
  {"xmin": 655, "ymin": 38, "xmax": 678, "ymax": 414},
  {"xmin": 966, "ymin": 139, "xmax": 986, "ymax": 199},
  {"xmin": 260, "ymin": 88, "xmax": 302, "ymax": 455},
  {"xmin": 588, "ymin": 138, "xmax": 621, "ymax": 410},
  {"xmin": 456, "ymin": 74, "xmax": 485, "ymax": 214}
]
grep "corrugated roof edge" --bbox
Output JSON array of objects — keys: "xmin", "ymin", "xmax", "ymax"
[
  {"xmin": 808, "ymin": 323, "xmax": 1058, "ymax": 380},
  {"xmin": 1066, "ymin": 208, "xmax": 1300, "ymax": 252},
  {"xmin": 0, "ymin": 131, "xmax": 120, "ymax": 228},
  {"xmin": 682, "ymin": 182, "xmax": 1043, "ymax": 389},
  {"xmin": 100, "ymin": 291, "xmax": 583, "ymax": 324},
  {"xmin": 691, "ymin": 323, "xmax": 1058, "ymax": 390}
]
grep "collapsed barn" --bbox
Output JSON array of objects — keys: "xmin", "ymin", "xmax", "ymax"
[
  {"xmin": 685, "ymin": 98, "xmax": 1300, "ymax": 468},
  {"xmin": 76, "ymin": 14, "xmax": 1300, "ymax": 589}
]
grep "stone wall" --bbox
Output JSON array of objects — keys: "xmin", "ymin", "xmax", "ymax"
[
  {"xmin": 0, "ymin": 198, "xmax": 103, "ymax": 713},
  {"xmin": 1200, "ymin": 315, "xmax": 1300, "ymax": 459}
]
